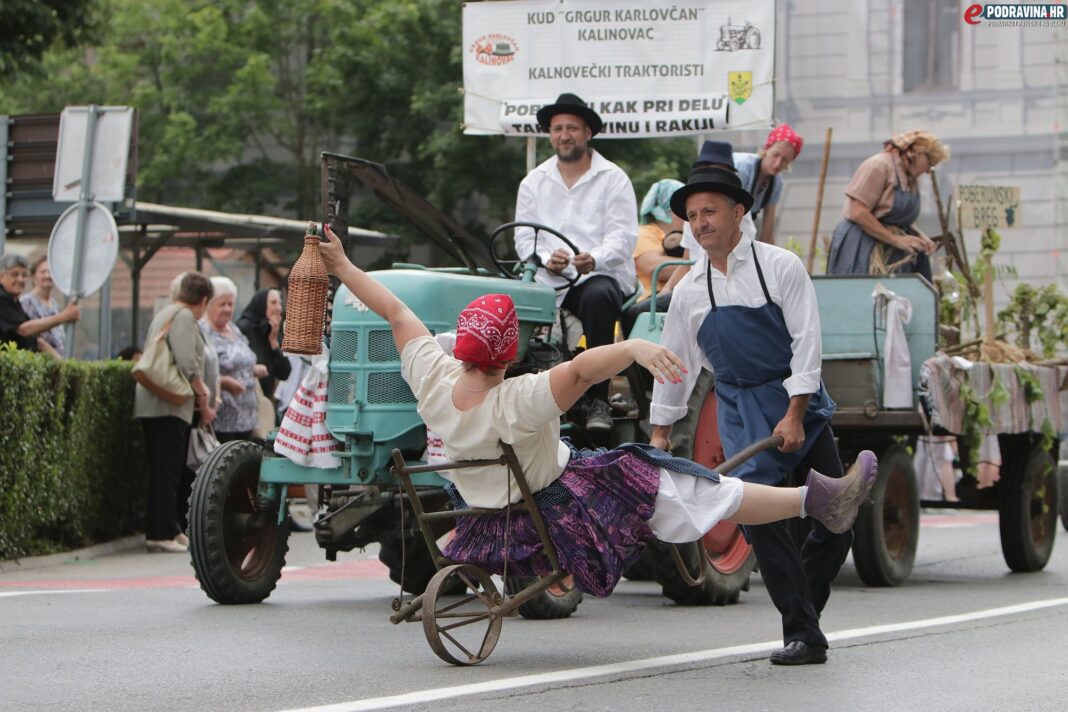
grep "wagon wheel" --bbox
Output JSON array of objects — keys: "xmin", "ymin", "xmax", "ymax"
[
  {"xmin": 1058, "ymin": 459, "xmax": 1068, "ymax": 532},
  {"xmin": 851, "ymin": 443, "xmax": 919, "ymax": 587},
  {"xmin": 421, "ymin": 564, "xmax": 504, "ymax": 666},
  {"xmin": 189, "ymin": 441, "xmax": 289, "ymax": 604},
  {"xmin": 999, "ymin": 439, "xmax": 1058, "ymax": 572}
]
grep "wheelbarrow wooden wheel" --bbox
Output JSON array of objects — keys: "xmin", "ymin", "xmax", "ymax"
[
  {"xmin": 189, "ymin": 441, "xmax": 289, "ymax": 604},
  {"xmin": 422, "ymin": 564, "xmax": 503, "ymax": 666},
  {"xmin": 999, "ymin": 439, "xmax": 1058, "ymax": 572},
  {"xmin": 852, "ymin": 443, "xmax": 919, "ymax": 587}
]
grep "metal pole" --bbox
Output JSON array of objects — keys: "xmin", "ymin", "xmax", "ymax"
[
  {"xmin": 525, "ymin": 136, "xmax": 536, "ymax": 174},
  {"xmin": 65, "ymin": 104, "xmax": 100, "ymax": 357},
  {"xmin": 0, "ymin": 116, "xmax": 8, "ymax": 256},
  {"xmin": 254, "ymin": 239, "xmax": 262, "ymax": 291},
  {"xmin": 99, "ymin": 276, "xmax": 112, "ymax": 358},
  {"xmin": 131, "ymin": 227, "xmax": 142, "ymax": 348}
]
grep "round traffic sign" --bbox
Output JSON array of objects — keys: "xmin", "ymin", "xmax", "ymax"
[{"xmin": 47, "ymin": 201, "xmax": 120, "ymax": 298}]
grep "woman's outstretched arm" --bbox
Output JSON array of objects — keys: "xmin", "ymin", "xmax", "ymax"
[
  {"xmin": 548, "ymin": 340, "xmax": 687, "ymax": 412},
  {"xmin": 319, "ymin": 225, "xmax": 431, "ymax": 354}
]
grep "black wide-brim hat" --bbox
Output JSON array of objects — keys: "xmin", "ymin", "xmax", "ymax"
[
  {"xmin": 670, "ymin": 167, "xmax": 754, "ymax": 219},
  {"xmin": 536, "ymin": 93, "xmax": 604, "ymax": 136}
]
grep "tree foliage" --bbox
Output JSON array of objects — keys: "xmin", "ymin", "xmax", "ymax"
[
  {"xmin": 0, "ymin": 0, "xmax": 96, "ymax": 74},
  {"xmin": 0, "ymin": 0, "xmax": 695, "ymax": 263}
]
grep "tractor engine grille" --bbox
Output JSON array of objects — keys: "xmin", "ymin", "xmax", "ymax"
[
  {"xmin": 368, "ymin": 329, "xmax": 398, "ymax": 362},
  {"xmin": 368, "ymin": 372, "xmax": 416, "ymax": 404},
  {"xmin": 331, "ymin": 331, "xmax": 358, "ymax": 362}
]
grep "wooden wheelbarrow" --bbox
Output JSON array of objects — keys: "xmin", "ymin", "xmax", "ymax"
[{"xmin": 388, "ymin": 435, "xmax": 783, "ymax": 665}]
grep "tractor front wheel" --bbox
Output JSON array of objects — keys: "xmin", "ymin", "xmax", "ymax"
[{"xmin": 189, "ymin": 441, "xmax": 289, "ymax": 604}]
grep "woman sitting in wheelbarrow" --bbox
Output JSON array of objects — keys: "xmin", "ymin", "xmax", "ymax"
[{"xmin": 318, "ymin": 226, "xmax": 877, "ymax": 599}]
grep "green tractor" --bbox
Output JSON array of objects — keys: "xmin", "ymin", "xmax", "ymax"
[{"xmin": 188, "ymin": 153, "xmax": 755, "ymax": 613}]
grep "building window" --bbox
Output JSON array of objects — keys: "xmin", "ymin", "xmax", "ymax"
[{"xmin": 903, "ymin": 0, "xmax": 960, "ymax": 92}]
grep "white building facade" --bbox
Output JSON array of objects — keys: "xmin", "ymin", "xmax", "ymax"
[{"xmin": 723, "ymin": 0, "xmax": 1065, "ymax": 309}]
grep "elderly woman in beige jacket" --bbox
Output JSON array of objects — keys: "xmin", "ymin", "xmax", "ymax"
[{"xmin": 133, "ymin": 272, "xmax": 214, "ymax": 553}]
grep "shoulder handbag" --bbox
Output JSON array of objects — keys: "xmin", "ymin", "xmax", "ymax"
[
  {"xmin": 187, "ymin": 424, "xmax": 221, "ymax": 469},
  {"xmin": 251, "ymin": 378, "xmax": 276, "ymax": 439},
  {"xmin": 132, "ymin": 307, "xmax": 194, "ymax": 405}
]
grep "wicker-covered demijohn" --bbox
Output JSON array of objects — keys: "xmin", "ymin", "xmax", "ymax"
[{"xmin": 282, "ymin": 223, "xmax": 330, "ymax": 355}]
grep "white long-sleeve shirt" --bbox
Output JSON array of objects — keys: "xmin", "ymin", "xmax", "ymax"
[
  {"xmin": 514, "ymin": 151, "xmax": 638, "ymax": 300},
  {"xmin": 650, "ymin": 234, "xmax": 824, "ymax": 427}
]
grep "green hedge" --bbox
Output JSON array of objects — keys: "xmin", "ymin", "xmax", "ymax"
[{"xmin": 0, "ymin": 346, "xmax": 148, "ymax": 560}]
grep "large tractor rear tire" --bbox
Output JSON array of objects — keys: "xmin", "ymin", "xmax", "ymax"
[
  {"xmin": 189, "ymin": 441, "xmax": 290, "ymax": 604},
  {"xmin": 651, "ymin": 370, "xmax": 756, "ymax": 605}
]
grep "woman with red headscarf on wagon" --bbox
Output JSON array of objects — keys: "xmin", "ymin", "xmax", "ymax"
[
  {"xmin": 733, "ymin": 123, "xmax": 803, "ymax": 245},
  {"xmin": 317, "ymin": 225, "xmax": 877, "ymax": 601}
]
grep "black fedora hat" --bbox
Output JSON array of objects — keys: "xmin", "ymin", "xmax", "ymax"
[
  {"xmin": 670, "ymin": 167, "xmax": 754, "ymax": 219},
  {"xmin": 693, "ymin": 141, "xmax": 736, "ymax": 171},
  {"xmin": 537, "ymin": 93, "xmax": 604, "ymax": 136}
]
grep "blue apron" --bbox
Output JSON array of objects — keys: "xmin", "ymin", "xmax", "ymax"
[{"xmin": 696, "ymin": 244, "xmax": 835, "ymax": 485}]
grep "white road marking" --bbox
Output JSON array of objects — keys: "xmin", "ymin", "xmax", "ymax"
[
  {"xmin": 0, "ymin": 589, "xmax": 107, "ymax": 598},
  {"xmin": 275, "ymin": 596, "xmax": 1068, "ymax": 712}
]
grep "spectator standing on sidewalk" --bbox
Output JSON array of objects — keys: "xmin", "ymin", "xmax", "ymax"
[{"xmin": 134, "ymin": 271, "xmax": 214, "ymax": 553}]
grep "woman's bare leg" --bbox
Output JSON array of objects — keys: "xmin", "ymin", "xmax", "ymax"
[{"xmin": 728, "ymin": 482, "xmax": 803, "ymax": 525}]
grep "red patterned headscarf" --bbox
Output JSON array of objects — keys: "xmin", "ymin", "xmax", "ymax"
[
  {"xmin": 765, "ymin": 123, "xmax": 803, "ymax": 157},
  {"xmin": 454, "ymin": 294, "xmax": 519, "ymax": 372}
]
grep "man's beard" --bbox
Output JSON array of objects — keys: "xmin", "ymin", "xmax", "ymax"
[{"xmin": 555, "ymin": 143, "xmax": 587, "ymax": 163}]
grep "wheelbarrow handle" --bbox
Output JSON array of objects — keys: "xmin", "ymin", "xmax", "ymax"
[{"xmin": 716, "ymin": 435, "xmax": 785, "ymax": 477}]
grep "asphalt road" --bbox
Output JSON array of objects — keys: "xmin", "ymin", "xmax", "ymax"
[{"xmin": 2, "ymin": 514, "xmax": 1067, "ymax": 712}]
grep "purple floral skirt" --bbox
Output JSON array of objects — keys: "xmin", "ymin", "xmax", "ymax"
[{"xmin": 441, "ymin": 449, "xmax": 661, "ymax": 597}]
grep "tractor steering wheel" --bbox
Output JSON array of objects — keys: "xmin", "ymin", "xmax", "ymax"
[{"xmin": 489, "ymin": 221, "xmax": 582, "ymax": 291}]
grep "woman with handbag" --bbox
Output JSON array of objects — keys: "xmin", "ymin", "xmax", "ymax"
[
  {"xmin": 133, "ymin": 271, "xmax": 214, "ymax": 554},
  {"xmin": 170, "ymin": 273, "xmax": 221, "ymax": 534},
  {"xmin": 200, "ymin": 277, "xmax": 268, "ymax": 442}
]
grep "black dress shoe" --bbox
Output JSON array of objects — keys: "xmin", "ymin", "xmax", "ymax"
[{"xmin": 769, "ymin": 641, "xmax": 828, "ymax": 666}]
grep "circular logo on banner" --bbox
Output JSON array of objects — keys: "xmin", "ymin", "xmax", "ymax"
[{"xmin": 470, "ymin": 34, "xmax": 519, "ymax": 66}]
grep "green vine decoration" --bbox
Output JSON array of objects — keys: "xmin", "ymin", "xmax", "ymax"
[
  {"xmin": 1013, "ymin": 365, "xmax": 1043, "ymax": 405},
  {"xmin": 988, "ymin": 369, "xmax": 1009, "ymax": 410},
  {"xmin": 999, "ymin": 283, "xmax": 1068, "ymax": 357},
  {"xmin": 1040, "ymin": 417, "xmax": 1056, "ymax": 455},
  {"xmin": 958, "ymin": 380, "xmax": 994, "ymax": 477},
  {"xmin": 972, "ymin": 227, "xmax": 1001, "ymax": 284}
]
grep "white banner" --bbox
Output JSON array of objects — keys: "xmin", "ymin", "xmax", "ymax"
[{"xmin": 462, "ymin": 0, "xmax": 776, "ymax": 138}]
